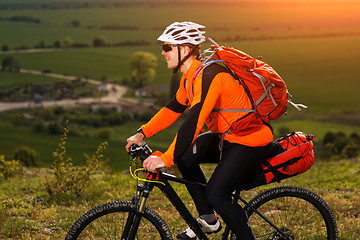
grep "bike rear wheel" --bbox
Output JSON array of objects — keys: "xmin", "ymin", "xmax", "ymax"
[
  {"xmin": 244, "ymin": 186, "xmax": 338, "ymax": 240},
  {"xmin": 65, "ymin": 200, "xmax": 173, "ymax": 240}
]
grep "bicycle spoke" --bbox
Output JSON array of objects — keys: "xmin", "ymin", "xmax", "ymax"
[{"xmin": 247, "ymin": 188, "xmax": 335, "ymax": 240}]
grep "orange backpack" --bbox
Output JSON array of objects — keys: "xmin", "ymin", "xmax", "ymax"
[
  {"xmin": 197, "ymin": 39, "xmax": 307, "ymax": 123},
  {"xmin": 244, "ymin": 131, "xmax": 315, "ymax": 190}
]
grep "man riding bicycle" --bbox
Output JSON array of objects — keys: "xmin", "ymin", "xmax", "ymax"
[{"xmin": 126, "ymin": 21, "xmax": 274, "ymax": 240}]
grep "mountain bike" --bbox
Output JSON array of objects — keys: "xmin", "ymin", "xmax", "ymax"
[{"xmin": 65, "ymin": 142, "xmax": 338, "ymax": 240}]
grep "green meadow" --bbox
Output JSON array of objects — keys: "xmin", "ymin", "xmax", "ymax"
[
  {"xmin": 0, "ymin": 71, "xmax": 61, "ymax": 85},
  {"xmin": 0, "ymin": 1, "xmax": 360, "ymax": 239},
  {"xmin": 1, "ymin": 1, "xmax": 359, "ymax": 48},
  {"xmin": 1, "ymin": 0, "xmax": 360, "ymax": 170},
  {"xmin": 5, "ymin": 36, "xmax": 360, "ymax": 115}
]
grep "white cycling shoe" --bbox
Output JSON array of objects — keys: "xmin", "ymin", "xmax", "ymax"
[{"xmin": 176, "ymin": 217, "xmax": 222, "ymax": 240}]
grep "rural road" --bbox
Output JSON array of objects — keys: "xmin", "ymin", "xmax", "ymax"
[{"xmin": 0, "ymin": 68, "xmax": 128, "ymax": 111}]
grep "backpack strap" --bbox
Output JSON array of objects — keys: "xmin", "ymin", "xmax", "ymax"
[
  {"xmin": 196, "ymin": 60, "xmax": 256, "ymax": 114},
  {"xmin": 193, "ymin": 59, "xmax": 226, "ymax": 80}
]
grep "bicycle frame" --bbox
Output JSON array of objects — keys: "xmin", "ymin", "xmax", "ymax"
[{"xmin": 127, "ymin": 170, "xmax": 292, "ymax": 240}]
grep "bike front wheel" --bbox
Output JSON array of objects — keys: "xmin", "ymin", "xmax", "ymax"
[
  {"xmin": 244, "ymin": 186, "xmax": 338, "ymax": 240},
  {"xmin": 65, "ymin": 200, "xmax": 173, "ymax": 240}
]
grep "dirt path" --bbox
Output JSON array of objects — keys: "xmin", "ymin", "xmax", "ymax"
[{"xmin": 0, "ymin": 69, "xmax": 128, "ymax": 111}]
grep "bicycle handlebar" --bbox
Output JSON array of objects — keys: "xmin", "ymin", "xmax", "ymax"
[
  {"xmin": 128, "ymin": 142, "xmax": 152, "ymax": 162},
  {"xmin": 129, "ymin": 143, "xmax": 167, "ymax": 173}
]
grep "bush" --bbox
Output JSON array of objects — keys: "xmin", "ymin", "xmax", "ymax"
[
  {"xmin": 54, "ymin": 106, "xmax": 66, "ymax": 115},
  {"xmin": 320, "ymin": 143, "xmax": 339, "ymax": 160},
  {"xmin": 32, "ymin": 120, "xmax": 46, "ymax": 133},
  {"xmin": 350, "ymin": 132, "xmax": 360, "ymax": 145},
  {"xmin": 323, "ymin": 131, "xmax": 336, "ymax": 145},
  {"xmin": 342, "ymin": 142, "xmax": 360, "ymax": 158},
  {"xmin": 13, "ymin": 146, "xmax": 38, "ymax": 167},
  {"xmin": 320, "ymin": 131, "xmax": 360, "ymax": 159},
  {"xmin": 0, "ymin": 155, "xmax": 21, "ymax": 180},
  {"xmin": 134, "ymin": 111, "xmax": 156, "ymax": 122},
  {"xmin": 47, "ymin": 121, "xmax": 63, "ymax": 135},
  {"xmin": 44, "ymin": 121, "xmax": 107, "ymax": 198},
  {"xmin": 37, "ymin": 107, "xmax": 55, "ymax": 121},
  {"xmin": 1, "ymin": 56, "xmax": 21, "ymax": 72},
  {"xmin": 68, "ymin": 126, "xmax": 81, "ymax": 136},
  {"xmin": 10, "ymin": 113, "xmax": 25, "ymax": 127},
  {"xmin": 96, "ymin": 128, "xmax": 113, "ymax": 139},
  {"xmin": 93, "ymin": 36, "xmax": 107, "ymax": 47},
  {"xmin": 97, "ymin": 107, "xmax": 114, "ymax": 116}
]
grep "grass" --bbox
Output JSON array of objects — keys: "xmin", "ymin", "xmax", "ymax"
[
  {"xmin": 0, "ymin": 117, "xmax": 175, "ymax": 171},
  {"xmin": 0, "ymin": 158, "xmax": 359, "ymax": 239},
  {"xmin": 0, "ymin": 1, "xmax": 359, "ymax": 238},
  {"xmin": 271, "ymin": 117, "xmax": 360, "ymax": 142},
  {"xmin": 0, "ymin": 112, "xmax": 359, "ymax": 173},
  {"xmin": 2, "ymin": 46, "xmax": 171, "ymax": 83},
  {"xmin": 0, "ymin": 120, "xmax": 128, "ymax": 169},
  {"xmin": 0, "ymin": 71, "xmax": 61, "ymax": 86}
]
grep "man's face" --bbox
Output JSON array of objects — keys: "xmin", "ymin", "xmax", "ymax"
[{"xmin": 161, "ymin": 42, "xmax": 181, "ymax": 69}]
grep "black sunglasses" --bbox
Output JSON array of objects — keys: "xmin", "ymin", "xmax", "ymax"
[{"xmin": 162, "ymin": 44, "xmax": 181, "ymax": 52}]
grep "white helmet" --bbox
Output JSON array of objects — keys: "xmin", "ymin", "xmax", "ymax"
[{"xmin": 157, "ymin": 21, "xmax": 206, "ymax": 45}]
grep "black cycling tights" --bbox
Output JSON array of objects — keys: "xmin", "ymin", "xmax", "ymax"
[{"xmin": 177, "ymin": 132, "xmax": 273, "ymax": 240}]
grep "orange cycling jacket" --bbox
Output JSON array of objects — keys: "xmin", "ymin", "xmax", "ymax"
[{"xmin": 141, "ymin": 59, "xmax": 273, "ymax": 167}]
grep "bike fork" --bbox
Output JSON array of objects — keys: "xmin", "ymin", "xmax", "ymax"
[{"xmin": 122, "ymin": 185, "xmax": 151, "ymax": 240}]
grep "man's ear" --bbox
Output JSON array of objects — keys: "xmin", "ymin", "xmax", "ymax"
[{"xmin": 182, "ymin": 45, "xmax": 191, "ymax": 56}]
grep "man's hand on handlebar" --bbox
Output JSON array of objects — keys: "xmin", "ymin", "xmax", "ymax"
[
  {"xmin": 126, "ymin": 140, "xmax": 166, "ymax": 173},
  {"xmin": 125, "ymin": 132, "xmax": 145, "ymax": 152},
  {"xmin": 143, "ymin": 155, "xmax": 166, "ymax": 173}
]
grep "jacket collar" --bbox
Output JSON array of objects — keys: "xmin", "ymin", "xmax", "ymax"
[{"xmin": 183, "ymin": 59, "xmax": 202, "ymax": 80}]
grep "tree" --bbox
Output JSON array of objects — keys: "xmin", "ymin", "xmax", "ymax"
[
  {"xmin": 71, "ymin": 20, "xmax": 80, "ymax": 27},
  {"xmin": 93, "ymin": 36, "xmax": 107, "ymax": 47},
  {"xmin": 128, "ymin": 51, "xmax": 157, "ymax": 90},
  {"xmin": 1, "ymin": 56, "xmax": 21, "ymax": 72},
  {"xmin": 34, "ymin": 41, "xmax": 46, "ymax": 49},
  {"xmin": 2, "ymin": 44, "xmax": 9, "ymax": 51},
  {"xmin": 62, "ymin": 37, "xmax": 74, "ymax": 48},
  {"xmin": 54, "ymin": 40, "xmax": 61, "ymax": 48}
]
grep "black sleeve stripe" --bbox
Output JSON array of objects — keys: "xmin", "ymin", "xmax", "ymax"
[
  {"xmin": 165, "ymin": 95, "xmax": 188, "ymax": 113},
  {"xmin": 174, "ymin": 103, "xmax": 202, "ymax": 162}
]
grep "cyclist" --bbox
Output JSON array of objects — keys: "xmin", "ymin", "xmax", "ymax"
[{"xmin": 126, "ymin": 21, "xmax": 274, "ymax": 240}]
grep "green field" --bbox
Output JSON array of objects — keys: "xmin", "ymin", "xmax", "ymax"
[
  {"xmin": 0, "ymin": 122, "xmax": 127, "ymax": 170},
  {"xmin": 1, "ymin": 0, "xmax": 360, "ymax": 171},
  {"xmin": 1, "ymin": 1, "xmax": 359, "ymax": 48},
  {"xmin": 0, "ymin": 1, "xmax": 359, "ymax": 239},
  {"xmin": 1, "ymin": 0, "xmax": 359, "ymax": 115},
  {"xmin": 0, "ymin": 118, "xmax": 175, "ymax": 171},
  {"xmin": 0, "ymin": 71, "xmax": 61, "ymax": 85},
  {"xmin": 0, "ymin": 114, "xmax": 358, "ymax": 172},
  {"xmin": 3, "ymin": 35, "xmax": 360, "ymax": 115}
]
